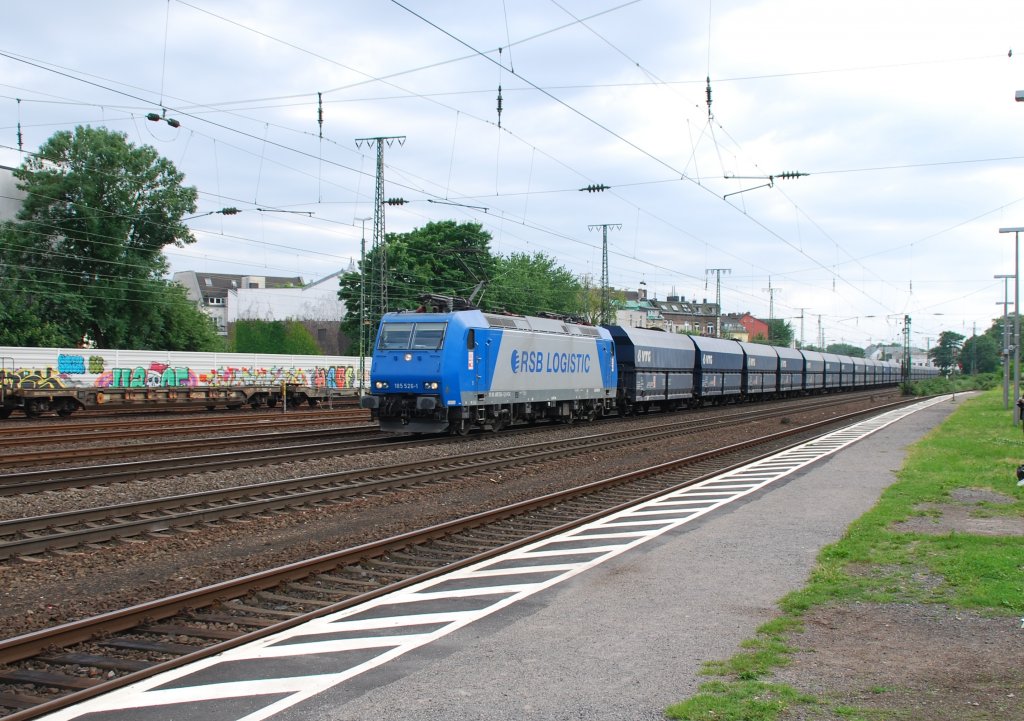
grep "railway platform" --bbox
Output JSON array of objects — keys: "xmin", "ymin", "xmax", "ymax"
[{"xmin": 38, "ymin": 395, "xmax": 962, "ymax": 721}]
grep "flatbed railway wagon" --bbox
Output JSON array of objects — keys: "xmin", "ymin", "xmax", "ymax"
[
  {"xmin": 0, "ymin": 381, "xmax": 351, "ymax": 418},
  {"xmin": 0, "ymin": 346, "xmax": 366, "ymax": 418}
]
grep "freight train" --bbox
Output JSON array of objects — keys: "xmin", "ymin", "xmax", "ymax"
[
  {"xmin": 359, "ymin": 301, "xmax": 938, "ymax": 434},
  {"xmin": 0, "ymin": 346, "xmax": 366, "ymax": 418}
]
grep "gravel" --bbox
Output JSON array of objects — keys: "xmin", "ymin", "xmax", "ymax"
[{"xmin": 0, "ymin": 392, "xmax": 897, "ymax": 640}]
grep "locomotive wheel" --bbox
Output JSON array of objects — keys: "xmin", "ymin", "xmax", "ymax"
[{"xmin": 56, "ymin": 401, "xmax": 76, "ymax": 417}]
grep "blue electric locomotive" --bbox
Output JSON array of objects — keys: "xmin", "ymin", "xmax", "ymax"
[{"xmin": 360, "ymin": 306, "xmax": 618, "ymax": 434}]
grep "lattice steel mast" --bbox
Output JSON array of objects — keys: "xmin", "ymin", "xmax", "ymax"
[{"xmin": 355, "ymin": 135, "xmax": 405, "ymax": 328}]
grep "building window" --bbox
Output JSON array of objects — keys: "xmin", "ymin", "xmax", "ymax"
[{"xmin": 707, "ymin": 323, "xmax": 714, "ymax": 335}]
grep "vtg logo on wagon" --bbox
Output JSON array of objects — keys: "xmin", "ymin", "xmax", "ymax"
[{"xmin": 510, "ymin": 349, "xmax": 592, "ymax": 374}]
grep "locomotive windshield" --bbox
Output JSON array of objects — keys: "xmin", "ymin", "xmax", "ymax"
[{"xmin": 378, "ymin": 322, "xmax": 448, "ymax": 351}]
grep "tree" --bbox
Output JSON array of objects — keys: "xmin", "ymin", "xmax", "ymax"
[
  {"xmin": 0, "ymin": 221, "xmax": 86, "ymax": 346},
  {"xmin": 339, "ymin": 221, "xmax": 594, "ymax": 344},
  {"xmin": 959, "ymin": 333, "xmax": 1000, "ymax": 374},
  {"xmin": 339, "ymin": 220, "xmax": 496, "ymax": 340},
  {"xmin": 826, "ymin": 342, "xmax": 865, "ymax": 358},
  {"xmin": 3, "ymin": 125, "xmax": 211, "ymax": 349},
  {"xmin": 145, "ymin": 282, "xmax": 225, "ymax": 352},
  {"xmin": 488, "ymin": 252, "xmax": 583, "ymax": 318},
  {"xmin": 927, "ymin": 330, "xmax": 964, "ymax": 374},
  {"xmin": 750, "ymin": 319, "xmax": 795, "ymax": 347}
]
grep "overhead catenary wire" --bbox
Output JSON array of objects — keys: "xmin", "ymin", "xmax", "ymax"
[{"xmin": 0, "ymin": 5, "xmax": 1008, "ymax": 339}]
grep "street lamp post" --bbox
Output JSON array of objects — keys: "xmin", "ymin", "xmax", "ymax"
[{"xmin": 999, "ymin": 227, "xmax": 1023, "ymax": 424}]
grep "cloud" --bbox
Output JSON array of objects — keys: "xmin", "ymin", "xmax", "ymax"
[{"xmin": 2, "ymin": 0, "xmax": 1023, "ymax": 347}]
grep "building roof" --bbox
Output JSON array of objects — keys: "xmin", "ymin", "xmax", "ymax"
[{"xmin": 175, "ymin": 271, "xmax": 304, "ymax": 300}]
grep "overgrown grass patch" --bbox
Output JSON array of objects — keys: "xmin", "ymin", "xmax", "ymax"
[
  {"xmin": 665, "ymin": 390, "xmax": 1024, "ymax": 720},
  {"xmin": 665, "ymin": 679, "xmax": 817, "ymax": 721}
]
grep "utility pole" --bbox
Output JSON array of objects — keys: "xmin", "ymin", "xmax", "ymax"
[
  {"xmin": 901, "ymin": 315, "xmax": 912, "ymax": 383},
  {"xmin": 589, "ymin": 223, "xmax": 620, "ymax": 325},
  {"xmin": 794, "ymin": 307, "xmax": 809, "ymax": 348},
  {"xmin": 817, "ymin": 314, "xmax": 824, "ymax": 350},
  {"xmin": 355, "ymin": 135, "xmax": 405, "ymax": 330},
  {"xmin": 998, "ymin": 226, "xmax": 1022, "ymax": 425},
  {"xmin": 996, "ymin": 273, "xmax": 1014, "ymax": 409},
  {"xmin": 705, "ymin": 268, "xmax": 731, "ymax": 336},
  {"xmin": 762, "ymin": 278, "xmax": 781, "ymax": 342}
]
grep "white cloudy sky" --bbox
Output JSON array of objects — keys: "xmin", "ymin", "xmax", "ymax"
[{"xmin": 2, "ymin": 0, "xmax": 1024, "ymax": 349}]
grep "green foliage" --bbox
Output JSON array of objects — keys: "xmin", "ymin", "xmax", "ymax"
[
  {"xmin": 0, "ymin": 221, "xmax": 86, "ymax": 346},
  {"xmin": 750, "ymin": 319, "xmax": 794, "ymax": 347},
  {"xmin": 927, "ymin": 330, "xmax": 964, "ymax": 374},
  {"xmin": 486, "ymin": 251, "xmax": 583, "ymax": 317},
  {"xmin": 338, "ymin": 220, "xmax": 495, "ymax": 339},
  {"xmin": 145, "ymin": 283, "xmax": 226, "ymax": 352},
  {"xmin": 826, "ymin": 342, "xmax": 865, "ymax": 358},
  {"xmin": 232, "ymin": 320, "xmax": 321, "ymax": 354},
  {"xmin": 902, "ymin": 373, "xmax": 999, "ymax": 396},
  {"xmin": 2, "ymin": 125, "xmax": 208, "ymax": 349},
  {"xmin": 959, "ymin": 333, "xmax": 1000, "ymax": 374},
  {"xmin": 665, "ymin": 680, "xmax": 816, "ymax": 720},
  {"xmin": 338, "ymin": 221, "xmax": 586, "ymax": 339}
]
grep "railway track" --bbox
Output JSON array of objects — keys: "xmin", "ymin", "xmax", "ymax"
[
  {"xmin": 0, "ymin": 390, "xmax": 892, "ymax": 482},
  {"xmin": 0, "ymin": 396, "xmax": 921, "ymax": 720},
  {"xmin": 0, "ymin": 393, "xmax": 907, "ymax": 558},
  {"xmin": 0, "ymin": 408, "xmax": 370, "ymax": 450},
  {"xmin": 0, "ymin": 424, "xmax": 381, "ymax": 476}
]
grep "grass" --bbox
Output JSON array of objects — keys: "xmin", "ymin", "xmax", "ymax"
[
  {"xmin": 902, "ymin": 372, "xmax": 1000, "ymax": 396},
  {"xmin": 665, "ymin": 389, "xmax": 1024, "ymax": 721}
]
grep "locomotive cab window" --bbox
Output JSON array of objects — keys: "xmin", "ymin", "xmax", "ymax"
[
  {"xmin": 378, "ymin": 322, "xmax": 448, "ymax": 351},
  {"xmin": 411, "ymin": 322, "xmax": 447, "ymax": 349},
  {"xmin": 379, "ymin": 323, "xmax": 413, "ymax": 350}
]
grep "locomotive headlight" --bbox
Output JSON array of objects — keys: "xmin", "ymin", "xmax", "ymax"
[
  {"xmin": 404, "ymin": 353, "xmax": 413, "ymax": 361},
  {"xmin": 424, "ymin": 380, "xmax": 439, "ymax": 390},
  {"xmin": 374, "ymin": 380, "xmax": 388, "ymax": 389}
]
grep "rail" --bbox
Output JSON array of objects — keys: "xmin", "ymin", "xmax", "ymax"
[{"xmin": 0, "ymin": 397, "xmax": 923, "ymax": 720}]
